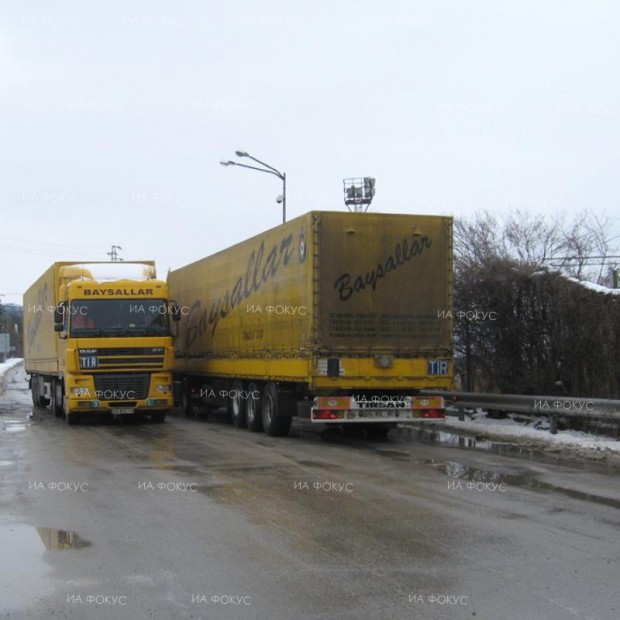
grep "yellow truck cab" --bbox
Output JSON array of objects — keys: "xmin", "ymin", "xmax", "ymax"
[{"xmin": 24, "ymin": 261, "xmax": 178, "ymax": 425}]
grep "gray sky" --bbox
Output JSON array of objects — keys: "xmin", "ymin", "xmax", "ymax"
[{"xmin": 1, "ymin": 0, "xmax": 619, "ymax": 305}]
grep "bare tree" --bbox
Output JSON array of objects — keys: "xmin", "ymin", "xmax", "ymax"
[{"xmin": 454, "ymin": 209, "xmax": 620, "ymax": 397}]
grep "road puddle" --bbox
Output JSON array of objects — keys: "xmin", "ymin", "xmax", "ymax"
[
  {"xmin": 427, "ymin": 460, "xmax": 620, "ymax": 509},
  {"xmin": 394, "ymin": 426, "xmax": 535, "ymax": 456},
  {"xmin": 2, "ymin": 421, "xmax": 29, "ymax": 432},
  {"xmin": 0, "ymin": 523, "xmax": 91, "ymax": 612},
  {"xmin": 0, "ymin": 523, "xmax": 91, "ymax": 552},
  {"xmin": 35, "ymin": 526, "xmax": 91, "ymax": 551}
]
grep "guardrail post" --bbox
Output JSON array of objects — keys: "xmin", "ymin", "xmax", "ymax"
[{"xmin": 549, "ymin": 413, "xmax": 558, "ymax": 435}]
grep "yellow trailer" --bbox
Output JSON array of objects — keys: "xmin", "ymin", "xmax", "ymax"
[
  {"xmin": 169, "ymin": 211, "xmax": 453, "ymax": 436},
  {"xmin": 23, "ymin": 261, "xmax": 177, "ymax": 424}
]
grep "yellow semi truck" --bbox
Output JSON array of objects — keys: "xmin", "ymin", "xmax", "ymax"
[
  {"xmin": 169, "ymin": 211, "xmax": 453, "ymax": 437},
  {"xmin": 23, "ymin": 261, "xmax": 177, "ymax": 424}
]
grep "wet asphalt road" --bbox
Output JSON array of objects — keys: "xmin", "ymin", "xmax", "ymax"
[{"xmin": 0, "ymin": 362, "xmax": 618, "ymax": 620}]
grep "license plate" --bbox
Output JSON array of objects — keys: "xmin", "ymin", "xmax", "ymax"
[{"xmin": 113, "ymin": 408, "xmax": 134, "ymax": 415}]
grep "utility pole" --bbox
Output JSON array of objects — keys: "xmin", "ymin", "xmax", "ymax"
[{"xmin": 107, "ymin": 245, "xmax": 123, "ymax": 261}]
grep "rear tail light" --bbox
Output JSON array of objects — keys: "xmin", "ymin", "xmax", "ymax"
[{"xmin": 312, "ymin": 410, "xmax": 343, "ymax": 420}]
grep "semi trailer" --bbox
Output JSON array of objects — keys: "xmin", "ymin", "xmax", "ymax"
[
  {"xmin": 169, "ymin": 211, "xmax": 453, "ymax": 436},
  {"xmin": 23, "ymin": 261, "xmax": 177, "ymax": 424}
]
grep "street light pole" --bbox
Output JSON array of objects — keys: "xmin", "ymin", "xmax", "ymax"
[
  {"xmin": 282, "ymin": 172, "xmax": 286, "ymax": 224},
  {"xmin": 220, "ymin": 151, "xmax": 286, "ymax": 224}
]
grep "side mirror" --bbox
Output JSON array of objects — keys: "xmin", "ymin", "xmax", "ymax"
[
  {"xmin": 171, "ymin": 302, "xmax": 181, "ymax": 322},
  {"xmin": 54, "ymin": 323, "xmax": 64, "ymax": 332}
]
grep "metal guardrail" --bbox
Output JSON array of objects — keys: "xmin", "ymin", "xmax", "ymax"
[{"xmin": 420, "ymin": 390, "xmax": 620, "ymax": 434}]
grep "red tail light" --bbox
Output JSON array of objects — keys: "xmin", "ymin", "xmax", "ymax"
[{"xmin": 312, "ymin": 410, "xmax": 342, "ymax": 420}]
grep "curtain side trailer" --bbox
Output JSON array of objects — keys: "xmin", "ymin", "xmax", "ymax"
[{"xmin": 169, "ymin": 211, "xmax": 453, "ymax": 436}]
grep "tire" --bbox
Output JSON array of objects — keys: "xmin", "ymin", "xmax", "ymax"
[
  {"xmin": 51, "ymin": 380, "xmax": 65, "ymax": 418},
  {"xmin": 151, "ymin": 411, "xmax": 166, "ymax": 423},
  {"xmin": 30, "ymin": 376, "xmax": 38, "ymax": 406},
  {"xmin": 31, "ymin": 376, "xmax": 49, "ymax": 407},
  {"xmin": 228, "ymin": 380, "xmax": 246, "ymax": 428},
  {"xmin": 245, "ymin": 382, "xmax": 263, "ymax": 433},
  {"xmin": 66, "ymin": 412, "xmax": 80, "ymax": 425},
  {"xmin": 39, "ymin": 377, "xmax": 50, "ymax": 407},
  {"xmin": 181, "ymin": 380, "xmax": 195, "ymax": 418},
  {"xmin": 261, "ymin": 382, "xmax": 292, "ymax": 437}
]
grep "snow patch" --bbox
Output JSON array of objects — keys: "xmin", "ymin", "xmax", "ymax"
[{"xmin": 443, "ymin": 410, "xmax": 620, "ymax": 462}]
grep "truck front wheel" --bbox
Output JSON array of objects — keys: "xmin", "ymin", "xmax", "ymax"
[
  {"xmin": 262, "ymin": 382, "xmax": 292, "ymax": 437},
  {"xmin": 245, "ymin": 382, "xmax": 263, "ymax": 433},
  {"xmin": 66, "ymin": 412, "xmax": 80, "ymax": 426},
  {"xmin": 51, "ymin": 380, "xmax": 64, "ymax": 418}
]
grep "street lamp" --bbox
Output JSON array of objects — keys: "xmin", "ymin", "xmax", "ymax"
[{"xmin": 220, "ymin": 150, "xmax": 287, "ymax": 223}]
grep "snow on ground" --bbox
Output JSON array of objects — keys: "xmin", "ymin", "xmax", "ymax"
[
  {"xmin": 0, "ymin": 358, "xmax": 24, "ymax": 394},
  {"xmin": 0, "ymin": 358, "xmax": 23, "ymax": 375},
  {"xmin": 442, "ymin": 409, "xmax": 620, "ymax": 464}
]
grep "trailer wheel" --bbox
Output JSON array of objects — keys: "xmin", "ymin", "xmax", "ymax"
[
  {"xmin": 51, "ymin": 380, "xmax": 64, "ymax": 418},
  {"xmin": 228, "ymin": 380, "xmax": 246, "ymax": 428},
  {"xmin": 30, "ymin": 376, "xmax": 38, "ymax": 406},
  {"xmin": 245, "ymin": 382, "xmax": 263, "ymax": 433},
  {"xmin": 31, "ymin": 376, "xmax": 49, "ymax": 407},
  {"xmin": 262, "ymin": 382, "xmax": 292, "ymax": 437},
  {"xmin": 181, "ymin": 380, "xmax": 195, "ymax": 418}
]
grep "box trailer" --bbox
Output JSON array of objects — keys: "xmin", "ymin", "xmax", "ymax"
[{"xmin": 169, "ymin": 211, "xmax": 453, "ymax": 436}]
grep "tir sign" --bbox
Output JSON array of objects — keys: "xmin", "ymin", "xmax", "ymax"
[
  {"xmin": 428, "ymin": 360, "xmax": 449, "ymax": 376},
  {"xmin": 79, "ymin": 356, "xmax": 99, "ymax": 369}
]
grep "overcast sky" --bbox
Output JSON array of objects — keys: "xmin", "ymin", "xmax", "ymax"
[{"xmin": 1, "ymin": 0, "xmax": 619, "ymax": 305}]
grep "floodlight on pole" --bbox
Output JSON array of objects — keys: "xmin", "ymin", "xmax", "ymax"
[{"xmin": 343, "ymin": 177, "xmax": 376, "ymax": 212}]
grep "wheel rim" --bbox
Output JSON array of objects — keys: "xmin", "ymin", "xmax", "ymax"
[
  {"xmin": 232, "ymin": 394, "xmax": 241, "ymax": 418},
  {"xmin": 264, "ymin": 395, "xmax": 274, "ymax": 427},
  {"xmin": 247, "ymin": 398, "xmax": 256, "ymax": 424}
]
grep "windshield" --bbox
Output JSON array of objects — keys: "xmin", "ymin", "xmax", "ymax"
[{"xmin": 69, "ymin": 299, "xmax": 171, "ymax": 337}]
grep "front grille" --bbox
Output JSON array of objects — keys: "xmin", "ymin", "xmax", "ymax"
[
  {"xmin": 97, "ymin": 357, "xmax": 163, "ymax": 367},
  {"xmin": 96, "ymin": 348, "xmax": 164, "ymax": 356},
  {"xmin": 93, "ymin": 374, "xmax": 150, "ymax": 400}
]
